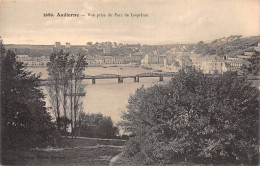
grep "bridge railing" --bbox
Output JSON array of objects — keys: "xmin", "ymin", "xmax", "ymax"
[{"xmin": 136, "ymin": 72, "xmax": 178, "ymax": 77}]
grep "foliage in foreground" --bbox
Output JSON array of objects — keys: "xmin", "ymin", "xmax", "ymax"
[
  {"xmin": 1, "ymin": 44, "xmax": 55, "ymax": 150},
  {"xmin": 120, "ymin": 68, "xmax": 259, "ymax": 165}
]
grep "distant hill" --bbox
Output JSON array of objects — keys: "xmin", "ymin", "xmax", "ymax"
[
  {"xmin": 4, "ymin": 44, "xmax": 88, "ymax": 57},
  {"xmin": 5, "ymin": 44, "xmax": 54, "ymax": 49},
  {"xmin": 210, "ymin": 35, "xmax": 260, "ymax": 47},
  {"xmin": 5, "ymin": 44, "xmax": 54, "ymax": 57},
  {"xmin": 193, "ymin": 35, "xmax": 260, "ymax": 57},
  {"xmin": 4, "ymin": 35, "xmax": 260, "ymax": 58}
]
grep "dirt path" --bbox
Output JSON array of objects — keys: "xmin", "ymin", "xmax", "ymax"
[{"xmin": 109, "ymin": 153, "xmax": 122, "ymax": 166}]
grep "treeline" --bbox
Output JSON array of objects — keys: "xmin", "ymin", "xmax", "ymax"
[
  {"xmin": 120, "ymin": 68, "xmax": 259, "ymax": 165},
  {"xmin": 5, "ymin": 45, "xmax": 53, "ymax": 57},
  {"xmin": 5, "ymin": 45, "xmax": 87, "ymax": 57}
]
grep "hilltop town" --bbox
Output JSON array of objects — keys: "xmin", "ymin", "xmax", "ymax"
[{"xmin": 5, "ymin": 35, "xmax": 260, "ymax": 75}]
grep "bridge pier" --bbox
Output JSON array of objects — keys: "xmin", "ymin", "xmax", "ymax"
[
  {"xmin": 159, "ymin": 76, "xmax": 163, "ymax": 81},
  {"xmin": 134, "ymin": 76, "xmax": 139, "ymax": 82},
  {"xmin": 118, "ymin": 77, "xmax": 123, "ymax": 83},
  {"xmin": 92, "ymin": 78, "xmax": 96, "ymax": 84}
]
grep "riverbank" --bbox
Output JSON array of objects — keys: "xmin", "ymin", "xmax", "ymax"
[{"xmin": 2, "ymin": 137, "xmax": 126, "ymax": 166}]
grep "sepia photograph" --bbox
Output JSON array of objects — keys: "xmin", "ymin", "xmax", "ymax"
[{"xmin": 0, "ymin": 0, "xmax": 260, "ymax": 166}]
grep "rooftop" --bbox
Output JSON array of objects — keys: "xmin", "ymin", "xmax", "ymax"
[{"xmin": 202, "ymin": 55, "xmax": 225, "ymax": 62}]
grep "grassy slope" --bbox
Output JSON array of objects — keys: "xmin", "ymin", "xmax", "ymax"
[{"xmin": 2, "ymin": 137, "xmax": 126, "ymax": 166}]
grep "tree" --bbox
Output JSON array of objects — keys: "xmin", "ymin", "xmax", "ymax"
[
  {"xmin": 67, "ymin": 54, "xmax": 87, "ymax": 138},
  {"xmin": 194, "ymin": 41, "xmax": 211, "ymax": 54},
  {"xmin": 72, "ymin": 55, "xmax": 87, "ymax": 138},
  {"xmin": 120, "ymin": 68, "xmax": 259, "ymax": 165},
  {"xmin": 60, "ymin": 52, "xmax": 70, "ymax": 137},
  {"xmin": 60, "ymin": 116, "xmax": 71, "ymax": 136},
  {"xmin": 47, "ymin": 51, "xmax": 87, "ymax": 138},
  {"xmin": 78, "ymin": 113, "xmax": 119, "ymax": 138},
  {"xmin": 47, "ymin": 51, "xmax": 63, "ymax": 131},
  {"xmin": 1, "ymin": 43, "xmax": 54, "ymax": 149}
]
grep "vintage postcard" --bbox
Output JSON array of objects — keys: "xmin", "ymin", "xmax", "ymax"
[{"xmin": 0, "ymin": 0, "xmax": 260, "ymax": 166}]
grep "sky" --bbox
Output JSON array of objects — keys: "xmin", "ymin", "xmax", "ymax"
[{"xmin": 0, "ymin": 0, "xmax": 259, "ymax": 45}]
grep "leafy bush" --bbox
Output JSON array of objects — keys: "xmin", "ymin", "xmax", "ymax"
[
  {"xmin": 123, "ymin": 137, "xmax": 141, "ymax": 157},
  {"xmin": 120, "ymin": 68, "xmax": 259, "ymax": 165},
  {"xmin": 78, "ymin": 113, "xmax": 119, "ymax": 139}
]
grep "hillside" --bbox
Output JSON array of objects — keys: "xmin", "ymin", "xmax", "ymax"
[
  {"xmin": 5, "ymin": 44, "xmax": 54, "ymax": 57},
  {"xmin": 193, "ymin": 35, "xmax": 260, "ymax": 57}
]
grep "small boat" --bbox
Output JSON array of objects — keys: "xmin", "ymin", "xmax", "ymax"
[{"xmin": 103, "ymin": 66, "xmax": 107, "ymax": 68}]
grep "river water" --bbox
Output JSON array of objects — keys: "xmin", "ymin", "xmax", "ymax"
[
  {"xmin": 28, "ymin": 66, "xmax": 260, "ymax": 124},
  {"xmin": 28, "ymin": 66, "xmax": 172, "ymax": 123}
]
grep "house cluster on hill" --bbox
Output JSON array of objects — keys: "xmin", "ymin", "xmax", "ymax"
[
  {"xmin": 141, "ymin": 42, "xmax": 260, "ymax": 75},
  {"xmin": 188, "ymin": 51, "xmax": 255, "ymax": 74},
  {"xmin": 84, "ymin": 42, "xmax": 144, "ymax": 65}
]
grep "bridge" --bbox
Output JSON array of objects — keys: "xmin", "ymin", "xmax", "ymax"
[
  {"xmin": 40, "ymin": 72, "xmax": 179, "ymax": 85},
  {"xmin": 82, "ymin": 72, "xmax": 178, "ymax": 84},
  {"xmin": 40, "ymin": 73, "xmax": 260, "ymax": 86}
]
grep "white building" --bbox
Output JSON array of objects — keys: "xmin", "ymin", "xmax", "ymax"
[
  {"xmin": 55, "ymin": 42, "xmax": 61, "ymax": 48},
  {"xmin": 200, "ymin": 55, "xmax": 226, "ymax": 74},
  {"xmin": 225, "ymin": 59, "xmax": 252, "ymax": 70},
  {"xmin": 237, "ymin": 55, "xmax": 252, "ymax": 59},
  {"xmin": 189, "ymin": 54, "xmax": 226, "ymax": 74},
  {"xmin": 244, "ymin": 51, "xmax": 255, "ymax": 56},
  {"xmin": 17, "ymin": 55, "xmax": 29, "ymax": 59},
  {"xmin": 175, "ymin": 55, "xmax": 192, "ymax": 69},
  {"xmin": 65, "ymin": 42, "xmax": 71, "ymax": 48},
  {"xmin": 189, "ymin": 53, "xmax": 203, "ymax": 70},
  {"xmin": 40, "ymin": 56, "xmax": 50, "ymax": 66},
  {"xmin": 17, "ymin": 55, "xmax": 50, "ymax": 67},
  {"xmin": 141, "ymin": 54, "xmax": 165, "ymax": 65}
]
